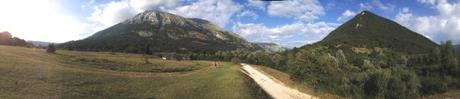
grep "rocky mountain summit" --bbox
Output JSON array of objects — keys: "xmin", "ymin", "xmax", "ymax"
[{"xmin": 60, "ymin": 10, "xmax": 261, "ymax": 53}]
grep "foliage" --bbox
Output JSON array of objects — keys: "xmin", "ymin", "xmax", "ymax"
[
  {"xmin": 46, "ymin": 43, "xmax": 56, "ymax": 53},
  {"xmin": 270, "ymin": 41, "xmax": 459, "ymax": 98},
  {"xmin": 440, "ymin": 41, "xmax": 458, "ymax": 75}
]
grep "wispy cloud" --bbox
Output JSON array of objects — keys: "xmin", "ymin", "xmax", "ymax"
[
  {"xmin": 337, "ymin": 10, "xmax": 356, "ymax": 22},
  {"xmin": 233, "ymin": 21, "xmax": 337, "ymax": 47},
  {"xmin": 395, "ymin": 0, "xmax": 460, "ymax": 44},
  {"xmin": 267, "ymin": 0, "xmax": 324, "ymax": 21}
]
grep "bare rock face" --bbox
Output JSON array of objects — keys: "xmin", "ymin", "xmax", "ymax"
[
  {"xmin": 122, "ymin": 11, "xmax": 242, "ymax": 41},
  {"xmin": 60, "ymin": 10, "xmax": 261, "ymax": 53},
  {"xmin": 123, "ymin": 10, "xmax": 188, "ymax": 25},
  {"xmin": 255, "ymin": 43, "xmax": 288, "ymax": 53}
]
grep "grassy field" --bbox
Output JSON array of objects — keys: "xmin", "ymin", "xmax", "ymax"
[{"xmin": 0, "ymin": 45, "xmax": 268, "ymax": 99}]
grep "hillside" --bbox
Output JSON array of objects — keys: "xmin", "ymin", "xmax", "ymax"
[
  {"xmin": 272, "ymin": 11, "xmax": 460, "ymax": 99},
  {"xmin": 318, "ymin": 11, "xmax": 438, "ymax": 54},
  {"xmin": 0, "ymin": 31, "xmax": 33, "ymax": 47},
  {"xmin": 0, "ymin": 45, "xmax": 269, "ymax": 98},
  {"xmin": 59, "ymin": 10, "xmax": 260, "ymax": 53},
  {"xmin": 456, "ymin": 44, "xmax": 460, "ymax": 59}
]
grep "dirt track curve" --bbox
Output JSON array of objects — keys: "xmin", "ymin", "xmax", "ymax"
[{"xmin": 241, "ymin": 63, "xmax": 317, "ymax": 99}]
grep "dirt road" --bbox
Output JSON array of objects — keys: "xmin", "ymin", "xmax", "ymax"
[{"xmin": 241, "ymin": 63, "xmax": 317, "ymax": 99}]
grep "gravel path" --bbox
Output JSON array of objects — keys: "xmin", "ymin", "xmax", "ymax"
[{"xmin": 241, "ymin": 63, "xmax": 317, "ymax": 99}]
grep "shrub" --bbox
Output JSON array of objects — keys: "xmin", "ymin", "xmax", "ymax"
[{"xmin": 46, "ymin": 43, "xmax": 56, "ymax": 53}]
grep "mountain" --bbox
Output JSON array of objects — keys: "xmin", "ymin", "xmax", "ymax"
[
  {"xmin": 27, "ymin": 40, "xmax": 52, "ymax": 47},
  {"xmin": 282, "ymin": 11, "xmax": 448, "ymax": 98},
  {"xmin": 455, "ymin": 44, "xmax": 460, "ymax": 58},
  {"xmin": 59, "ymin": 10, "xmax": 260, "ymax": 53},
  {"xmin": 318, "ymin": 11, "xmax": 438, "ymax": 54},
  {"xmin": 0, "ymin": 31, "xmax": 33, "ymax": 47},
  {"xmin": 254, "ymin": 42, "xmax": 288, "ymax": 53}
]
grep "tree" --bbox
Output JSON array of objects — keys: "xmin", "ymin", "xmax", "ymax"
[
  {"xmin": 272, "ymin": 53, "xmax": 286, "ymax": 69},
  {"xmin": 46, "ymin": 43, "xmax": 56, "ymax": 53},
  {"xmin": 231, "ymin": 57, "xmax": 241, "ymax": 63},
  {"xmin": 335, "ymin": 50, "xmax": 348, "ymax": 67},
  {"xmin": 144, "ymin": 44, "xmax": 152, "ymax": 64},
  {"xmin": 440, "ymin": 40, "xmax": 458, "ymax": 75},
  {"xmin": 364, "ymin": 70, "xmax": 389, "ymax": 98},
  {"xmin": 429, "ymin": 47, "xmax": 441, "ymax": 64}
]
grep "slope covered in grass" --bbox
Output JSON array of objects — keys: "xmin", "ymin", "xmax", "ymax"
[{"xmin": 0, "ymin": 45, "xmax": 267, "ymax": 99}]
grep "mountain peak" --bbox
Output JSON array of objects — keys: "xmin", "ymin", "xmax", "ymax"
[
  {"xmin": 355, "ymin": 10, "xmax": 382, "ymax": 19},
  {"xmin": 123, "ymin": 10, "xmax": 188, "ymax": 25},
  {"xmin": 319, "ymin": 10, "xmax": 438, "ymax": 54},
  {"xmin": 60, "ymin": 10, "xmax": 261, "ymax": 53}
]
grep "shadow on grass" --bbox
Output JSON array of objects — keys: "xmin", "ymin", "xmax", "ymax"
[
  {"xmin": 58, "ymin": 54, "xmax": 200, "ymax": 73},
  {"xmin": 241, "ymin": 72, "xmax": 272, "ymax": 99}
]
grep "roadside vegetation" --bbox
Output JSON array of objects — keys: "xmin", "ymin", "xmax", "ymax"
[
  {"xmin": 259, "ymin": 41, "xmax": 459, "ymax": 98},
  {"xmin": 186, "ymin": 40, "xmax": 460, "ymax": 98}
]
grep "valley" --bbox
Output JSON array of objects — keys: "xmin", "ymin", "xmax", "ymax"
[
  {"xmin": 0, "ymin": 45, "xmax": 268, "ymax": 98},
  {"xmin": 1, "ymin": 1, "xmax": 460, "ymax": 98}
]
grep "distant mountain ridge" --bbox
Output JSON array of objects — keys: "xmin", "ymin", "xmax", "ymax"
[
  {"xmin": 60, "ymin": 10, "xmax": 261, "ymax": 53},
  {"xmin": 254, "ymin": 42, "xmax": 288, "ymax": 53},
  {"xmin": 27, "ymin": 40, "xmax": 52, "ymax": 47}
]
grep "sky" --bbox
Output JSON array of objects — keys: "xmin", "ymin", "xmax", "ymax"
[{"xmin": 0, "ymin": 0, "xmax": 459, "ymax": 48}]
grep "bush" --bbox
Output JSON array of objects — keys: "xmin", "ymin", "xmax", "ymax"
[
  {"xmin": 420, "ymin": 76, "xmax": 448, "ymax": 95},
  {"xmin": 364, "ymin": 70, "xmax": 389, "ymax": 98},
  {"xmin": 46, "ymin": 43, "xmax": 56, "ymax": 53}
]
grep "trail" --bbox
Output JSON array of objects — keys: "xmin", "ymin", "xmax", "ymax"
[{"xmin": 241, "ymin": 63, "xmax": 317, "ymax": 99}]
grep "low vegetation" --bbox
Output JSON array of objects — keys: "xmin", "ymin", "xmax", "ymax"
[
  {"xmin": 186, "ymin": 40, "xmax": 460, "ymax": 98},
  {"xmin": 276, "ymin": 41, "xmax": 459, "ymax": 98}
]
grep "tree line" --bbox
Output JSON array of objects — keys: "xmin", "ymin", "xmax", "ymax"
[{"xmin": 185, "ymin": 40, "xmax": 460, "ymax": 98}]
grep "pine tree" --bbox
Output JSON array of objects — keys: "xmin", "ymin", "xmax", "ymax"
[
  {"xmin": 46, "ymin": 43, "xmax": 56, "ymax": 53},
  {"xmin": 272, "ymin": 53, "xmax": 286, "ymax": 69},
  {"xmin": 440, "ymin": 40, "xmax": 458, "ymax": 75},
  {"xmin": 144, "ymin": 44, "xmax": 152, "ymax": 64},
  {"xmin": 429, "ymin": 47, "xmax": 441, "ymax": 64}
]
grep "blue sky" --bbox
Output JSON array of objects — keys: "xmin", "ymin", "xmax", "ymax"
[{"xmin": 1, "ymin": 0, "xmax": 459, "ymax": 47}]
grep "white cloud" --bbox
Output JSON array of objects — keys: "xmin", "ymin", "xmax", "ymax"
[
  {"xmin": 267, "ymin": 0, "xmax": 324, "ymax": 21},
  {"xmin": 360, "ymin": 3, "xmax": 373, "ymax": 10},
  {"xmin": 395, "ymin": 1, "xmax": 460, "ymax": 44},
  {"xmin": 88, "ymin": 1, "xmax": 137, "ymax": 30},
  {"xmin": 337, "ymin": 10, "xmax": 356, "ymax": 22},
  {"xmin": 233, "ymin": 22, "xmax": 337, "ymax": 47},
  {"xmin": 237, "ymin": 10, "xmax": 258, "ymax": 20},
  {"xmin": 418, "ymin": 0, "xmax": 436, "ymax": 5},
  {"xmin": 88, "ymin": 0, "xmax": 180, "ymax": 32},
  {"xmin": 247, "ymin": 0, "xmax": 266, "ymax": 10},
  {"xmin": 371, "ymin": 0, "xmax": 395, "ymax": 12},
  {"xmin": 87, "ymin": 0, "xmax": 240, "ymax": 38},
  {"xmin": 129, "ymin": 0, "xmax": 179, "ymax": 13},
  {"xmin": 168, "ymin": 0, "xmax": 242, "ymax": 27},
  {"xmin": 0, "ymin": 0, "xmax": 90, "ymax": 43}
]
